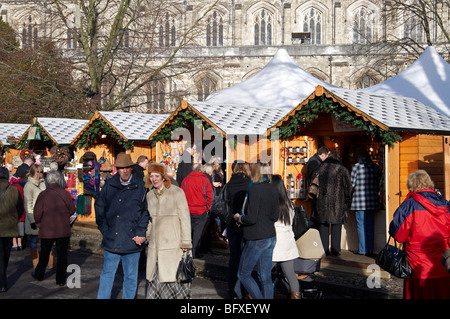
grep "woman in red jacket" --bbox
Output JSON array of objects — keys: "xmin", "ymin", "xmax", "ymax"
[{"xmin": 389, "ymin": 170, "xmax": 450, "ymax": 299}]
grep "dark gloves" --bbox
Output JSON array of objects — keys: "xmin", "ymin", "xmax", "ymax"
[
  {"xmin": 442, "ymin": 248, "xmax": 450, "ymax": 273},
  {"xmin": 30, "ymin": 223, "xmax": 37, "ymax": 230}
]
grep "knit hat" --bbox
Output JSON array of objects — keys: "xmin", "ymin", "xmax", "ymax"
[{"xmin": 146, "ymin": 162, "xmax": 171, "ymax": 189}]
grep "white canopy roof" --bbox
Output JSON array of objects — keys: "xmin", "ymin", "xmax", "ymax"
[
  {"xmin": 360, "ymin": 46, "xmax": 450, "ymax": 118},
  {"xmin": 206, "ymin": 48, "xmax": 333, "ymax": 110}
]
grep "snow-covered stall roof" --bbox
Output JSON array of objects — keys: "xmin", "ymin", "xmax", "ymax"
[
  {"xmin": 359, "ymin": 46, "xmax": 450, "ymax": 118},
  {"xmin": 188, "ymin": 101, "xmax": 288, "ymax": 135},
  {"xmin": 272, "ymin": 85, "xmax": 450, "ymax": 135},
  {"xmin": 205, "ymin": 48, "xmax": 333, "ymax": 110},
  {"xmin": 150, "ymin": 100, "xmax": 288, "ymax": 139},
  {"xmin": 19, "ymin": 118, "xmax": 89, "ymax": 146},
  {"xmin": 0, "ymin": 123, "xmax": 30, "ymax": 146},
  {"xmin": 99, "ymin": 111, "xmax": 169, "ymax": 141},
  {"xmin": 71, "ymin": 111, "xmax": 170, "ymax": 147}
]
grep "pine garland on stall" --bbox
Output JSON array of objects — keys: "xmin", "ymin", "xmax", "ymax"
[
  {"xmin": 76, "ymin": 119, "xmax": 134, "ymax": 150},
  {"xmin": 151, "ymin": 110, "xmax": 211, "ymax": 147},
  {"xmin": 276, "ymin": 95, "xmax": 402, "ymax": 148}
]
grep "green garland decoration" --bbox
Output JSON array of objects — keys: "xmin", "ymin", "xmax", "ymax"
[
  {"xmin": 75, "ymin": 118, "xmax": 134, "ymax": 150},
  {"xmin": 275, "ymin": 95, "xmax": 402, "ymax": 148},
  {"xmin": 16, "ymin": 126, "xmax": 53, "ymax": 150},
  {"xmin": 151, "ymin": 109, "xmax": 211, "ymax": 147}
]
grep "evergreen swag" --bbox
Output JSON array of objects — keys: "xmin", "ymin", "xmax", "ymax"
[
  {"xmin": 276, "ymin": 95, "xmax": 402, "ymax": 148},
  {"xmin": 151, "ymin": 109, "xmax": 211, "ymax": 147},
  {"xmin": 76, "ymin": 118, "xmax": 134, "ymax": 150},
  {"xmin": 16, "ymin": 127, "xmax": 52, "ymax": 150}
]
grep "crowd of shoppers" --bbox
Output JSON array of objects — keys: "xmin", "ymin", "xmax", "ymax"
[{"xmin": 1, "ymin": 143, "xmax": 449, "ymax": 301}]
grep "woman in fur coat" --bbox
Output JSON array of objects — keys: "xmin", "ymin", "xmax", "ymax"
[{"xmin": 315, "ymin": 151, "xmax": 352, "ymax": 256}]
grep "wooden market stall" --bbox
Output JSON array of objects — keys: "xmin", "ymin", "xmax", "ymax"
[
  {"xmin": 0, "ymin": 123, "xmax": 30, "ymax": 169},
  {"xmin": 14, "ymin": 117, "xmax": 88, "ymax": 202},
  {"xmin": 149, "ymin": 100, "xmax": 288, "ymax": 181},
  {"xmin": 268, "ymin": 85, "xmax": 450, "ymax": 253},
  {"xmin": 70, "ymin": 111, "xmax": 169, "ymax": 222}
]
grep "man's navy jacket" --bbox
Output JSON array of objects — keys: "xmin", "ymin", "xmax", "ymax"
[{"xmin": 95, "ymin": 173, "xmax": 149, "ymax": 254}]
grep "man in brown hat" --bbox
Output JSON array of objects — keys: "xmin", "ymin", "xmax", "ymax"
[{"xmin": 95, "ymin": 153, "xmax": 149, "ymax": 299}]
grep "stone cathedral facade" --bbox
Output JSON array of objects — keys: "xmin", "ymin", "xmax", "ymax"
[{"xmin": 1, "ymin": 1, "xmax": 448, "ymax": 113}]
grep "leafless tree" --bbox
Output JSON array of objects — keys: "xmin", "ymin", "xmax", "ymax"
[{"xmin": 31, "ymin": 0, "xmax": 219, "ymax": 112}]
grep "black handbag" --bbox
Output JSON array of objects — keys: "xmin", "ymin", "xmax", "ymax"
[
  {"xmin": 375, "ymin": 236, "xmax": 412, "ymax": 279},
  {"xmin": 176, "ymin": 250, "xmax": 196, "ymax": 284},
  {"xmin": 209, "ymin": 184, "xmax": 233, "ymax": 226},
  {"xmin": 292, "ymin": 204, "xmax": 310, "ymax": 240}
]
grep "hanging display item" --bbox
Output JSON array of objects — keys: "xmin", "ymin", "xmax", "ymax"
[{"xmin": 77, "ymin": 152, "xmax": 101, "ymax": 215}]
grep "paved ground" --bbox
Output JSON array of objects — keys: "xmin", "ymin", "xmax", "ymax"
[{"xmin": 0, "ymin": 247, "xmax": 230, "ymax": 299}]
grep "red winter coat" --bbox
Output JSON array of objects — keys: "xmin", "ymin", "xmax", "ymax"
[
  {"xmin": 181, "ymin": 171, "xmax": 213, "ymax": 215},
  {"xmin": 389, "ymin": 189, "xmax": 450, "ymax": 279}
]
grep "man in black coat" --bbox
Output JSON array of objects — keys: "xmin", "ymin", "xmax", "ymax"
[
  {"xmin": 176, "ymin": 143, "xmax": 197, "ymax": 186},
  {"xmin": 132, "ymin": 155, "xmax": 148, "ymax": 181},
  {"xmin": 306, "ymin": 146, "xmax": 330, "ymax": 223}
]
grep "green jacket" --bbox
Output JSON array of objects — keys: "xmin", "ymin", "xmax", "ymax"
[{"xmin": 0, "ymin": 179, "xmax": 20, "ymax": 237}]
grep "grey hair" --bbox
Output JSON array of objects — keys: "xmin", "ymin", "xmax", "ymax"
[
  {"xmin": 45, "ymin": 170, "xmax": 62, "ymax": 186},
  {"xmin": 49, "ymin": 162, "xmax": 59, "ymax": 171}
]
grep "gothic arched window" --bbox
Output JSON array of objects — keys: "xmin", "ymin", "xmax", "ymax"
[
  {"xmin": 159, "ymin": 12, "xmax": 176, "ymax": 47},
  {"xmin": 67, "ymin": 17, "xmax": 78, "ymax": 49},
  {"xmin": 197, "ymin": 76, "xmax": 216, "ymax": 101},
  {"xmin": 302, "ymin": 8, "xmax": 322, "ymax": 44},
  {"xmin": 353, "ymin": 7, "xmax": 373, "ymax": 44},
  {"xmin": 404, "ymin": 15, "xmax": 423, "ymax": 43},
  {"xmin": 254, "ymin": 9, "xmax": 272, "ymax": 45},
  {"xmin": 356, "ymin": 73, "xmax": 378, "ymax": 89},
  {"xmin": 22, "ymin": 15, "xmax": 39, "ymax": 48},
  {"xmin": 206, "ymin": 11, "xmax": 223, "ymax": 46},
  {"xmin": 146, "ymin": 80, "xmax": 165, "ymax": 112}
]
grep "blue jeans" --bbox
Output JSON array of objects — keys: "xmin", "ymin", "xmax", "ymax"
[
  {"xmin": 97, "ymin": 250, "xmax": 141, "ymax": 299},
  {"xmin": 28, "ymin": 235, "xmax": 39, "ymax": 250},
  {"xmin": 355, "ymin": 210, "xmax": 375, "ymax": 254},
  {"xmin": 237, "ymin": 236, "xmax": 276, "ymax": 299}
]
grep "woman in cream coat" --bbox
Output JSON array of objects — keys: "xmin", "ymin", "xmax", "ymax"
[
  {"xmin": 23, "ymin": 164, "xmax": 46, "ymax": 269},
  {"xmin": 145, "ymin": 163, "xmax": 192, "ymax": 299},
  {"xmin": 271, "ymin": 175, "xmax": 301, "ymax": 299}
]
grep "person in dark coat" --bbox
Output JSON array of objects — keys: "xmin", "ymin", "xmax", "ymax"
[
  {"xmin": 224, "ymin": 162, "xmax": 251, "ymax": 298},
  {"xmin": 306, "ymin": 146, "xmax": 330, "ymax": 223},
  {"xmin": 95, "ymin": 153, "xmax": 149, "ymax": 299},
  {"xmin": 32, "ymin": 170, "xmax": 75, "ymax": 286},
  {"xmin": 315, "ymin": 151, "xmax": 352, "ymax": 256},
  {"xmin": 233, "ymin": 162, "xmax": 279, "ymax": 299},
  {"xmin": 176, "ymin": 143, "xmax": 196, "ymax": 186},
  {"xmin": 132, "ymin": 155, "xmax": 148, "ymax": 181},
  {"xmin": 0, "ymin": 167, "xmax": 21, "ymax": 292}
]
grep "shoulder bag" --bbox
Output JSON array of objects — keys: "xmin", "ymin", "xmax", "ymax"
[
  {"xmin": 375, "ymin": 236, "xmax": 412, "ymax": 279},
  {"xmin": 307, "ymin": 170, "xmax": 320, "ymax": 199},
  {"xmin": 209, "ymin": 184, "xmax": 233, "ymax": 227},
  {"xmin": 292, "ymin": 203, "xmax": 310, "ymax": 240}
]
